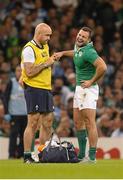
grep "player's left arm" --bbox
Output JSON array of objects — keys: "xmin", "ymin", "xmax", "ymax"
[
  {"xmin": 91, "ymin": 57, "xmax": 107, "ymax": 84},
  {"xmin": 81, "ymin": 57, "xmax": 107, "ymax": 88}
]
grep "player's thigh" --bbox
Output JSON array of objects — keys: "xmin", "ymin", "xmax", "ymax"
[
  {"xmin": 73, "ymin": 108, "xmax": 86, "ymax": 129},
  {"xmin": 27, "ymin": 113, "xmax": 40, "ymax": 129},
  {"xmin": 80, "ymin": 109, "xmax": 96, "ymax": 128},
  {"xmin": 39, "ymin": 112, "xmax": 54, "ymax": 128}
]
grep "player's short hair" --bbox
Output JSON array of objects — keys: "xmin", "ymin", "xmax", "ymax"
[{"xmin": 81, "ymin": 26, "xmax": 92, "ymax": 39}]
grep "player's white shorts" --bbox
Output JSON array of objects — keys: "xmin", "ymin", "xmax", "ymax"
[{"xmin": 73, "ymin": 85, "xmax": 99, "ymax": 110}]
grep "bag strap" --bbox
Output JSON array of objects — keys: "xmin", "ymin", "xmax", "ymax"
[{"xmin": 46, "ymin": 132, "xmax": 62, "ymax": 151}]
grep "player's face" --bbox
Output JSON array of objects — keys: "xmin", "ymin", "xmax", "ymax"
[
  {"xmin": 39, "ymin": 28, "xmax": 52, "ymax": 44},
  {"xmin": 76, "ymin": 30, "xmax": 90, "ymax": 47}
]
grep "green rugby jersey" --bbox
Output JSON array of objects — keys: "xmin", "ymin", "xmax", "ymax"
[{"xmin": 74, "ymin": 42, "xmax": 99, "ymax": 85}]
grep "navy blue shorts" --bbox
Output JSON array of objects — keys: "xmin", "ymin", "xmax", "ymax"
[{"xmin": 24, "ymin": 84, "xmax": 54, "ymax": 114}]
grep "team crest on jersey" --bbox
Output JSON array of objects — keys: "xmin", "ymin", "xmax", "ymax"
[{"xmin": 79, "ymin": 51, "xmax": 83, "ymax": 57}]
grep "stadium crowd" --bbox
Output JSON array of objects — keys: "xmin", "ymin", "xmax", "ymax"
[{"xmin": 0, "ymin": 0, "xmax": 123, "ymax": 143}]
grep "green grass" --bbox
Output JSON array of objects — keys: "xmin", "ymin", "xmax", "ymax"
[{"xmin": 0, "ymin": 159, "xmax": 123, "ymax": 179}]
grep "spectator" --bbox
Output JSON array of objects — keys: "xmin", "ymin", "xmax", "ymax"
[
  {"xmin": 56, "ymin": 116, "xmax": 74, "ymax": 137},
  {"xmin": 111, "ymin": 111, "xmax": 123, "ymax": 137},
  {"xmin": 67, "ymin": 73, "xmax": 76, "ymax": 92},
  {"xmin": 0, "ymin": 99, "xmax": 5, "ymax": 136},
  {"xmin": 6, "ymin": 66, "xmax": 27, "ymax": 158},
  {"xmin": 53, "ymin": 77, "xmax": 71, "ymax": 106}
]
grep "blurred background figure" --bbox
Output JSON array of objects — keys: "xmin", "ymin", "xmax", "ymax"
[
  {"xmin": 5, "ymin": 66, "xmax": 27, "ymax": 159},
  {"xmin": 111, "ymin": 111, "xmax": 123, "ymax": 137}
]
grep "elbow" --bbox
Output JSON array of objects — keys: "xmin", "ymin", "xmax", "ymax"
[
  {"xmin": 103, "ymin": 64, "xmax": 107, "ymax": 73},
  {"xmin": 98, "ymin": 64, "xmax": 107, "ymax": 76},
  {"xmin": 99, "ymin": 63, "xmax": 107, "ymax": 74}
]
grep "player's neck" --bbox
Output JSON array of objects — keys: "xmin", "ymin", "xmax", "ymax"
[
  {"xmin": 33, "ymin": 39, "xmax": 43, "ymax": 49},
  {"xmin": 76, "ymin": 42, "xmax": 92, "ymax": 49}
]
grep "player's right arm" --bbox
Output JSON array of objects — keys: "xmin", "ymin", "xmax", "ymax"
[
  {"xmin": 24, "ymin": 58, "xmax": 54, "ymax": 77},
  {"xmin": 22, "ymin": 46, "xmax": 55, "ymax": 77},
  {"xmin": 54, "ymin": 50, "xmax": 74, "ymax": 60}
]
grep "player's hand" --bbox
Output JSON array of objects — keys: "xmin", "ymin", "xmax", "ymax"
[
  {"xmin": 45, "ymin": 55, "xmax": 55, "ymax": 67},
  {"xmin": 53, "ymin": 52, "xmax": 63, "ymax": 61},
  {"xmin": 81, "ymin": 80, "xmax": 93, "ymax": 88}
]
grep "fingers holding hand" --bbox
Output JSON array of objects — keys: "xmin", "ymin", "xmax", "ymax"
[
  {"xmin": 47, "ymin": 58, "xmax": 54, "ymax": 66},
  {"xmin": 52, "ymin": 52, "xmax": 63, "ymax": 61},
  {"xmin": 46, "ymin": 52, "xmax": 63, "ymax": 67}
]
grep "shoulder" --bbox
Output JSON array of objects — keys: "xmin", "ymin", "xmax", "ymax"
[
  {"xmin": 85, "ymin": 46, "xmax": 99, "ymax": 57},
  {"xmin": 22, "ymin": 45, "xmax": 35, "ymax": 63},
  {"xmin": 86, "ymin": 46, "xmax": 98, "ymax": 54},
  {"xmin": 22, "ymin": 46, "xmax": 34, "ymax": 55},
  {"xmin": 22, "ymin": 41, "xmax": 36, "ymax": 53},
  {"xmin": 84, "ymin": 47, "xmax": 99, "ymax": 63}
]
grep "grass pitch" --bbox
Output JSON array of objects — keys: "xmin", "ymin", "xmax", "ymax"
[{"xmin": 0, "ymin": 159, "xmax": 123, "ymax": 179}]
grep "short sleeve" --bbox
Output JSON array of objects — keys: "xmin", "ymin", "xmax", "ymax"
[
  {"xmin": 22, "ymin": 46, "xmax": 35, "ymax": 63},
  {"xmin": 84, "ymin": 49, "xmax": 99, "ymax": 64}
]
